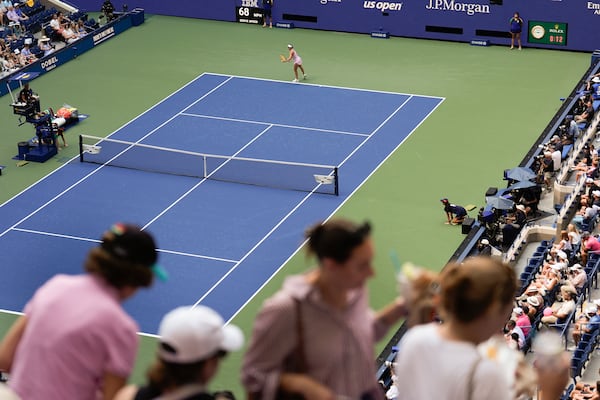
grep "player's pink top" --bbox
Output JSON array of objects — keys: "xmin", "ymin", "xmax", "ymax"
[
  {"xmin": 10, "ymin": 274, "xmax": 139, "ymax": 400},
  {"xmin": 290, "ymin": 49, "xmax": 302, "ymax": 65}
]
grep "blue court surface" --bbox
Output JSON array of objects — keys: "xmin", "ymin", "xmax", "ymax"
[{"xmin": 0, "ymin": 73, "xmax": 443, "ymax": 334}]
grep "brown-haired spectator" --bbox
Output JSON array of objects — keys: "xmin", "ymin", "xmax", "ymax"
[
  {"xmin": 394, "ymin": 256, "xmax": 569, "ymax": 400},
  {"xmin": 242, "ymin": 218, "xmax": 407, "ymax": 400},
  {"xmin": 0, "ymin": 223, "xmax": 166, "ymax": 400}
]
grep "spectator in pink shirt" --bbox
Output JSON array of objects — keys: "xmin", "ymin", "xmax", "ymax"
[
  {"xmin": 0, "ymin": 223, "xmax": 166, "ymax": 400},
  {"xmin": 582, "ymin": 231, "xmax": 600, "ymax": 266},
  {"xmin": 242, "ymin": 219, "xmax": 407, "ymax": 400},
  {"xmin": 513, "ymin": 306, "xmax": 531, "ymax": 337}
]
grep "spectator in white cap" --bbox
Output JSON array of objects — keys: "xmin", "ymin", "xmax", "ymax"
[
  {"xmin": 114, "ymin": 305, "xmax": 244, "ymax": 400},
  {"xmin": 565, "ymin": 263, "xmax": 587, "ymax": 293},
  {"xmin": 477, "ymin": 238, "xmax": 492, "ymax": 256},
  {"xmin": 513, "ymin": 306, "xmax": 531, "ymax": 337},
  {"xmin": 581, "ymin": 178, "xmax": 599, "ymax": 201}
]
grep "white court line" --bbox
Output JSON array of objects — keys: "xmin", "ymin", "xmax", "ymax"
[
  {"xmin": 192, "ymin": 95, "xmax": 418, "ymax": 313},
  {"xmin": 206, "ymin": 72, "xmax": 446, "ymax": 101},
  {"xmin": 142, "ymin": 124, "xmax": 275, "ymax": 231},
  {"xmin": 192, "ymin": 185, "xmax": 320, "ymax": 309},
  {"xmin": 225, "ymin": 96, "xmax": 446, "ymax": 325},
  {"xmin": 10, "ymin": 228, "xmax": 239, "ymax": 264},
  {"xmin": 0, "ymin": 76, "xmax": 234, "ymax": 241},
  {"xmin": 0, "ymin": 72, "xmax": 215, "ymax": 209},
  {"xmin": 180, "ymin": 112, "xmax": 370, "ymax": 137},
  {"xmin": 0, "ymin": 307, "xmax": 161, "ymax": 339}
]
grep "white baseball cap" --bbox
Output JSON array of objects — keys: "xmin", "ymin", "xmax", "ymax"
[{"xmin": 158, "ymin": 306, "xmax": 244, "ymax": 364}]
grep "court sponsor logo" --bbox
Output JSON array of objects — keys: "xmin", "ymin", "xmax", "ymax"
[
  {"xmin": 321, "ymin": 0, "xmax": 342, "ymax": 4},
  {"xmin": 587, "ymin": 1, "xmax": 600, "ymax": 14},
  {"xmin": 425, "ymin": 0, "xmax": 490, "ymax": 15},
  {"xmin": 363, "ymin": 1, "xmax": 403, "ymax": 11},
  {"xmin": 41, "ymin": 56, "xmax": 58, "ymax": 71},
  {"xmin": 240, "ymin": 0, "xmax": 259, "ymax": 6},
  {"xmin": 93, "ymin": 26, "xmax": 115, "ymax": 45}
]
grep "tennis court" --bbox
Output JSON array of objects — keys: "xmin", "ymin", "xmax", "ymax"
[{"xmin": 0, "ymin": 73, "xmax": 442, "ymax": 334}]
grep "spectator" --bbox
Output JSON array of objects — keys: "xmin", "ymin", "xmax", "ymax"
[
  {"xmin": 241, "ymin": 219, "xmax": 407, "ymax": 400},
  {"xmin": 0, "ymin": 0, "xmax": 12, "ymax": 13},
  {"xmin": 581, "ymin": 231, "xmax": 600, "ymax": 266},
  {"xmin": 590, "ymin": 76, "xmax": 600, "ymax": 100},
  {"xmin": 550, "ymin": 144, "xmax": 562, "ymax": 171},
  {"xmin": 441, "ymin": 198, "xmax": 467, "ymax": 225},
  {"xmin": 513, "ymin": 306, "xmax": 531, "ymax": 337},
  {"xmin": 114, "ymin": 305, "xmax": 244, "ymax": 400},
  {"xmin": 538, "ymin": 151, "xmax": 554, "ymax": 191},
  {"xmin": 515, "ymin": 187, "xmax": 541, "ymax": 215},
  {"xmin": 395, "ymin": 256, "xmax": 568, "ymax": 400},
  {"xmin": 395, "ymin": 257, "xmax": 517, "ymax": 398},
  {"xmin": 568, "ymin": 223, "xmax": 582, "ymax": 247},
  {"xmin": 5, "ymin": 5, "xmax": 22, "ymax": 25},
  {"xmin": 554, "ymin": 230, "xmax": 573, "ymax": 259},
  {"xmin": 564, "ymin": 263, "xmax": 587, "ymax": 293},
  {"xmin": 571, "ymin": 381, "xmax": 600, "ymax": 400},
  {"xmin": 504, "ymin": 319, "xmax": 525, "ymax": 349},
  {"xmin": 477, "ymin": 238, "xmax": 492, "ymax": 256},
  {"xmin": 541, "ymin": 286, "xmax": 576, "ymax": 327},
  {"xmin": 62, "ymin": 22, "xmax": 78, "ymax": 43},
  {"xmin": 572, "ymin": 198, "xmax": 597, "ymax": 231},
  {"xmin": 76, "ymin": 19, "xmax": 86, "ymax": 36},
  {"xmin": 572, "ymin": 306, "xmax": 599, "ymax": 346},
  {"xmin": 0, "ymin": 223, "xmax": 165, "ymax": 400},
  {"xmin": 575, "ymin": 96, "xmax": 595, "ymax": 124},
  {"xmin": 550, "ymin": 134, "xmax": 563, "ymax": 153},
  {"xmin": 101, "ymin": 0, "xmax": 115, "ymax": 22},
  {"xmin": 37, "ymin": 36, "xmax": 53, "ymax": 56},
  {"xmin": 48, "ymin": 12, "xmax": 61, "ymax": 32},
  {"xmin": 19, "ymin": 43, "xmax": 36, "ymax": 64},
  {"xmin": 581, "ymin": 178, "xmax": 599, "ymax": 203},
  {"xmin": 13, "ymin": 4, "xmax": 27, "ymax": 21},
  {"xmin": 501, "ymin": 204, "xmax": 527, "ymax": 245}
]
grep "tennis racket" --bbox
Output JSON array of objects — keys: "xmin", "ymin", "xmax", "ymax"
[{"xmin": 279, "ymin": 54, "xmax": 286, "ymax": 62}]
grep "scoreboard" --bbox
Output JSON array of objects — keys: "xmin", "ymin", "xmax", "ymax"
[
  {"xmin": 527, "ymin": 21, "xmax": 568, "ymax": 46},
  {"xmin": 236, "ymin": 0, "xmax": 264, "ymax": 25}
]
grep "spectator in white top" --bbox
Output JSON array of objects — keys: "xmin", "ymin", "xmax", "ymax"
[{"xmin": 551, "ymin": 144, "xmax": 562, "ymax": 171}]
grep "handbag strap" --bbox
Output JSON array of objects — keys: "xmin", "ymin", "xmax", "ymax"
[
  {"xmin": 466, "ymin": 355, "xmax": 481, "ymax": 400},
  {"xmin": 292, "ymin": 298, "xmax": 307, "ymax": 373}
]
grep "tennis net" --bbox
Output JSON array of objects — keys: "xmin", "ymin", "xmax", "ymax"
[{"xmin": 79, "ymin": 134, "xmax": 339, "ymax": 195}]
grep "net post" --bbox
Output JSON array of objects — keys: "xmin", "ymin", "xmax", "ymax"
[
  {"xmin": 78, "ymin": 135, "xmax": 83, "ymax": 162},
  {"xmin": 334, "ymin": 167, "xmax": 339, "ymax": 196}
]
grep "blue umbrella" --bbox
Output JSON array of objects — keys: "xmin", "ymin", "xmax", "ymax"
[
  {"xmin": 508, "ymin": 180, "xmax": 538, "ymax": 190},
  {"xmin": 486, "ymin": 195, "xmax": 515, "ymax": 210},
  {"xmin": 505, "ymin": 167, "xmax": 537, "ymax": 182}
]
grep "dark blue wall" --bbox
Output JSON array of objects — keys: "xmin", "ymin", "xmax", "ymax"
[{"xmin": 74, "ymin": 0, "xmax": 600, "ymax": 51}]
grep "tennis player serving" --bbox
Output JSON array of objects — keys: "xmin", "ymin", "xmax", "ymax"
[{"xmin": 282, "ymin": 44, "xmax": 307, "ymax": 83}]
